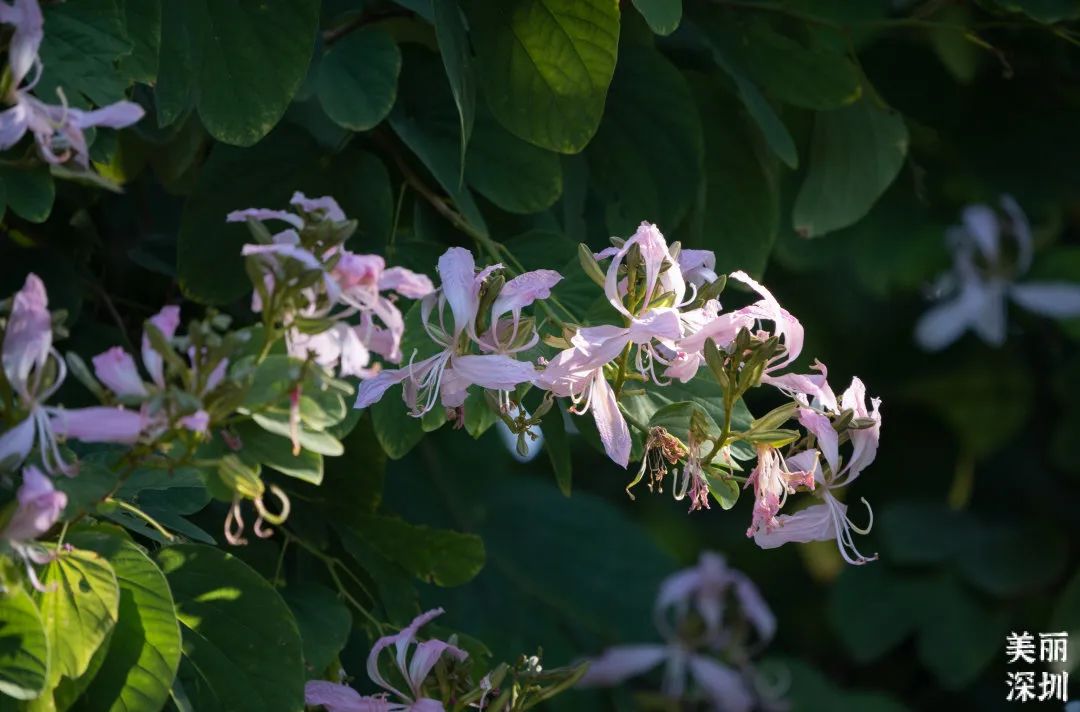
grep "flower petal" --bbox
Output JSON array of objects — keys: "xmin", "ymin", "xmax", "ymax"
[
  {"xmin": 92, "ymin": 346, "xmax": 149, "ymax": 399},
  {"xmin": 437, "ymin": 248, "xmax": 478, "ymax": 337},
  {"xmin": 304, "ymin": 681, "xmax": 393, "ymax": 712},
  {"xmin": 450, "ymin": 354, "xmax": 536, "ymax": 391},
  {"xmin": 291, "ymin": 191, "xmax": 346, "ymax": 221},
  {"xmin": 591, "ymin": 372, "xmax": 631, "ymax": 468},
  {"xmin": 226, "ymin": 208, "xmax": 305, "ymax": 230},
  {"xmin": 69, "ymin": 101, "xmax": 144, "ymax": 130},
  {"xmin": 687, "ymin": 655, "xmax": 754, "ymax": 712},
  {"xmin": 141, "ymin": 305, "xmax": 181, "ymax": 388},
  {"xmin": 752, "ymin": 503, "xmax": 834, "ymax": 549},
  {"xmin": 2, "ymin": 273, "xmax": 51, "ymax": 397},
  {"xmin": 49, "ymin": 406, "xmax": 144, "ymax": 444},
  {"xmin": 379, "ymin": 267, "xmax": 435, "ymax": 299},
  {"xmin": 577, "ymin": 645, "xmax": 668, "ymax": 687},
  {"xmin": 2, "ymin": 465, "xmax": 65, "ymax": 543},
  {"xmin": 1009, "ymin": 281, "xmax": 1080, "ymax": 318}
]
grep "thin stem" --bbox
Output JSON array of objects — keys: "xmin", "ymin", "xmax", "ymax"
[
  {"xmin": 611, "ymin": 342, "xmax": 634, "ymax": 397},
  {"xmin": 617, "ymin": 403, "xmax": 649, "ymax": 435},
  {"xmin": 108, "ymin": 498, "xmax": 175, "ymax": 541}
]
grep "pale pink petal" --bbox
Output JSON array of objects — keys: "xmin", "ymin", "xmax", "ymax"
[
  {"xmin": 914, "ymin": 278, "xmax": 996, "ymax": 351},
  {"xmin": 179, "ymin": 410, "xmax": 210, "ymax": 433},
  {"xmin": 663, "ymin": 350, "xmax": 703, "ymax": 383},
  {"xmin": 627, "ymin": 307, "xmax": 682, "ymax": 344},
  {"xmin": 3, "ymin": 465, "xmax": 65, "ymax": 542},
  {"xmin": 1, "ymin": 0, "xmax": 42, "ymax": 86},
  {"xmin": 490, "ymin": 269, "xmax": 561, "ymax": 322},
  {"xmin": 730, "ymin": 572, "xmax": 776, "ymax": 642},
  {"xmin": 241, "ymin": 240, "xmax": 322, "ymax": 271},
  {"xmin": 837, "ymin": 377, "xmax": 881, "ymax": 485},
  {"xmin": 760, "ymin": 359, "xmax": 837, "ymax": 413},
  {"xmin": 49, "ymin": 406, "xmax": 144, "ymax": 444},
  {"xmin": 304, "ymin": 681, "xmax": 394, "ymax": 712},
  {"xmin": 1009, "ymin": 281, "xmax": 1080, "ymax": 318},
  {"xmin": 436, "ymin": 248, "xmax": 478, "ymax": 337},
  {"xmin": 2, "ymin": 273, "xmax": 51, "ymax": 397},
  {"xmin": 291, "ymin": 191, "xmax": 345, "ymax": 221},
  {"xmin": 141, "ymin": 305, "xmax": 181, "ymax": 388},
  {"xmin": 577, "ymin": 645, "xmax": 668, "ymax": 687},
  {"xmin": 729, "ymin": 271, "xmax": 803, "ymax": 367},
  {"xmin": 92, "ymin": 346, "xmax": 148, "ymax": 398},
  {"xmin": 69, "ymin": 101, "xmax": 144, "ymax": 130},
  {"xmin": 960, "ymin": 204, "xmax": 1000, "ymax": 263},
  {"xmin": 0, "ymin": 101, "xmax": 29, "ymax": 149},
  {"xmin": 354, "ymin": 364, "xmax": 418, "ymax": 410},
  {"xmin": 797, "ymin": 408, "xmax": 838, "ymax": 476},
  {"xmin": 406, "ymin": 640, "xmax": 467, "ymax": 697},
  {"xmin": 678, "ymin": 249, "xmax": 717, "ymax": 287},
  {"xmin": 379, "ymin": 267, "xmax": 435, "ymax": 299},
  {"xmin": 753, "ymin": 503, "xmax": 834, "ymax": 549},
  {"xmin": 687, "ymin": 655, "xmax": 754, "ymax": 712},
  {"xmin": 449, "ymin": 354, "xmax": 536, "ymax": 391},
  {"xmin": 0, "ymin": 416, "xmax": 35, "ymax": 470},
  {"xmin": 226, "ymin": 208, "xmax": 305, "ymax": 230},
  {"xmin": 408, "ymin": 700, "xmax": 443, "ymax": 712},
  {"xmin": 366, "ymin": 609, "xmax": 444, "ymax": 701},
  {"xmin": 971, "ymin": 279, "xmax": 1008, "ymax": 346},
  {"xmin": 590, "ymin": 372, "xmax": 630, "ymax": 468},
  {"xmin": 571, "ymin": 325, "xmax": 633, "ymax": 365}
]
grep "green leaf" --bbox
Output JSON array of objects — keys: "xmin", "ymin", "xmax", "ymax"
[
  {"xmin": 828, "ymin": 566, "xmax": 920, "ymax": 663},
  {"xmin": 370, "ymin": 387, "xmax": 425, "ymax": 460},
  {"xmin": 586, "ymin": 46, "xmax": 703, "ymax": 234},
  {"xmin": 157, "ymin": 0, "xmax": 320, "ymax": 146},
  {"xmin": 280, "ymin": 584, "xmax": 351, "ymax": 673},
  {"xmin": 914, "ymin": 577, "xmax": 1008, "ymax": 689},
  {"xmin": 68, "ymin": 527, "xmax": 182, "ymax": 712},
  {"xmin": 463, "ymin": 388, "xmax": 498, "ymax": 439},
  {"xmin": 956, "ymin": 524, "xmax": 1068, "ymax": 597},
  {"xmin": 792, "ymin": 97, "xmax": 909, "ymax": 238},
  {"xmin": 540, "ymin": 403, "xmax": 572, "ymax": 496},
  {"xmin": 685, "ymin": 76, "xmax": 778, "ymax": 276},
  {"xmin": 465, "ymin": 112, "xmax": 563, "ymax": 214},
  {"xmin": 696, "ymin": 15, "xmax": 798, "ymax": 169},
  {"xmin": 390, "ymin": 47, "xmax": 487, "ymax": 230},
  {"xmin": 433, "ymin": 0, "xmax": 476, "ymax": 173},
  {"xmin": 736, "ymin": 21, "xmax": 861, "ymax": 110},
  {"xmin": 631, "ymin": 0, "xmax": 682, "ymax": 35},
  {"xmin": 0, "ymin": 587, "xmax": 49, "ymax": 700},
  {"xmin": 995, "ymin": 0, "xmax": 1080, "ymax": 22},
  {"xmin": 250, "ymin": 413, "xmax": 344, "ymax": 456},
  {"xmin": 1051, "ymin": 570, "xmax": 1080, "ymax": 673},
  {"xmin": 234, "ymin": 421, "xmax": 323, "ymax": 485},
  {"xmin": 38, "ymin": 0, "xmax": 133, "ymax": 106},
  {"xmin": 0, "ymin": 166, "xmax": 56, "ymax": 224},
  {"xmin": 317, "ymin": 29, "xmax": 401, "ymax": 131},
  {"xmin": 467, "ymin": 0, "xmax": 620, "ymax": 153},
  {"xmin": 36, "ymin": 549, "xmax": 121, "ymax": 690},
  {"xmin": 879, "ymin": 500, "xmax": 979, "ymax": 565},
  {"xmin": 340, "ymin": 515, "xmax": 486, "ymax": 587},
  {"xmin": 119, "ymin": 0, "xmax": 162, "ymax": 84},
  {"xmin": 158, "ymin": 545, "xmax": 304, "ymax": 712}
]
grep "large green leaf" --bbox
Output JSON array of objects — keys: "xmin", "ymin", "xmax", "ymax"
[
  {"xmin": 586, "ymin": 46, "xmax": 703, "ymax": 235},
  {"xmin": 38, "ymin": 0, "xmax": 133, "ymax": 105},
  {"xmin": 0, "ymin": 166, "xmax": 56, "ymax": 224},
  {"xmin": 467, "ymin": 0, "xmax": 620, "ymax": 153},
  {"xmin": 234, "ymin": 421, "xmax": 324, "ymax": 485},
  {"xmin": 36, "ymin": 549, "xmax": 121, "ymax": 690},
  {"xmin": 158, "ymin": 545, "xmax": 304, "ymax": 712},
  {"xmin": 540, "ymin": 403, "xmax": 572, "ymax": 496},
  {"xmin": 686, "ymin": 76, "xmax": 778, "ymax": 277},
  {"xmin": 914, "ymin": 577, "xmax": 1008, "ymax": 689},
  {"xmin": 119, "ymin": 0, "xmax": 162, "ymax": 84},
  {"xmin": 433, "ymin": 0, "xmax": 476, "ymax": 172},
  {"xmin": 68, "ymin": 528, "xmax": 182, "ymax": 712},
  {"xmin": 155, "ymin": 0, "xmax": 320, "ymax": 146},
  {"xmin": 828, "ymin": 566, "xmax": 922, "ymax": 663},
  {"xmin": 791, "ymin": 97, "xmax": 909, "ymax": 237},
  {"xmin": 465, "ymin": 112, "xmax": 563, "ymax": 214},
  {"xmin": 339, "ymin": 515, "xmax": 486, "ymax": 587},
  {"xmin": 316, "ymin": 29, "xmax": 401, "ymax": 131},
  {"xmin": 370, "ymin": 386, "xmax": 425, "ymax": 460},
  {"xmin": 389, "ymin": 47, "xmax": 487, "ymax": 231},
  {"xmin": 0, "ymin": 587, "xmax": 49, "ymax": 700},
  {"xmin": 1051, "ymin": 570, "xmax": 1080, "ymax": 673},
  {"xmin": 280, "ymin": 584, "xmax": 351, "ymax": 674}
]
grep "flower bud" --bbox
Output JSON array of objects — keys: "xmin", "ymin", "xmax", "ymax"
[{"xmin": 577, "ymin": 243, "xmax": 606, "ymax": 288}]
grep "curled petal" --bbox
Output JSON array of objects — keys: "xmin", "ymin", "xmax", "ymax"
[{"xmin": 379, "ymin": 266, "xmax": 435, "ymax": 299}]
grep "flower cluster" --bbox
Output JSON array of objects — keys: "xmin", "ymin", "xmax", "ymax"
[
  {"xmin": 0, "ymin": 0, "xmax": 143, "ymax": 168},
  {"xmin": 347, "ymin": 220, "xmax": 883, "ymax": 565},
  {"xmin": 916, "ymin": 196, "xmax": 1080, "ymax": 350},
  {"xmin": 578, "ymin": 552, "xmax": 784, "ymax": 711},
  {"xmin": 232, "ymin": 191, "xmax": 434, "ymax": 380}
]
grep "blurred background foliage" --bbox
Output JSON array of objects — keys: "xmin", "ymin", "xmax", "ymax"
[{"xmin": 3, "ymin": 0, "xmax": 1080, "ymax": 709}]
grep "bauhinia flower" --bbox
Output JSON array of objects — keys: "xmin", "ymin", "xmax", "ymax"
[
  {"xmin": 355, "ymin": 247, "xmax": 557, "ymax": 417},
  {"xmin": 0, "ymin": 0, "xmax": 144, "ymax": 167},
  {"xmin": 753, "ymin": 377, "xmax": 882, "ymax": 565},
  {"xmin": 234, "ymin": 192, "xmax": 434, "ymax": 378},
  {"xmin": 305, "ymin": 608, "xmax": 468, "ymax": 712},
  {"xmin": 538, "ymin": 223, "xmax": 687, "ymax": 467},
  {"xmin": 743, "ymin": 446, "xmax": 817, "ymax": 539},
  {"xmin": 1, "ymin": 464, "xmax": 65, "ymax": 590},
  {"xmin": 916, "ymin": 196, "xmax": 1080, "ymax": 350},
  {"xmin": 579, "ymin": 552, "xmax": 776, "ymax": 712},
  {"xmin": 0, "ymin": 274, "xmax": 143, "ymax": 475}
]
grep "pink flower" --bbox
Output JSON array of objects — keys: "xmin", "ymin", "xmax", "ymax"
[
  {"xmin": 355, "ymin": 248, "xmax": 550, "ymax": 416},
  {"xmin": 916, "ymin": 196, "xmax": 1080, "ymax": 350},
  {"xmin": 291, "ymin": 191, "xmax": 346, "ymax": 222},
  {"xmin": 2, "ymin": 464, "xmax": 65, "ymax": 543},
  {"xmin": 92, "ymin": 346, "xmax": 148, "ymax": 399},
  {"xmin": 578, "ymin": 643, "xmax": 754, "ymax": 712},
  {"xmin": 654, "ymin": 552, "xmax": 775, "ymax": 646},
  {"xmin": 179, "ymin": 410, "xmax": 210, "ymax": 433},
  {"xmin": 744, "ymin": 446, "xmax": 816, "ymax": 538},
  {"xmin": 142, "ymin": 305, "xmax": 181, "ymax": 388},
  {"xmin": 753, "ymin": 378, "xmax": 881, "ymax": 565},
  {"xmin": 0, "ymin": 0, "xmax": 42, "ymax": 88},
  {"xmin": 305, "ymin": 608, "xmax": 467, "ymax": 712},
  {"xmin": 49, "ymin": 406, "xmax": 144, "ymax": 444},
  {"xmin": 677, "ymin": 248, "xmax": 718, "ymax": 289}
]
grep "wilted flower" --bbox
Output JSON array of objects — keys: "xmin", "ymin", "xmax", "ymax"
[
  {"xmin": 744, "ymin": 446, "xmax": 817, "ymax": 538},
  {"xmin": 916, "ymin": 196, "xmax": 1080, "ymax": 350},
  {"xmin": 305, "ymin": 608, "xmax": 467, "ymax": 712}
]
